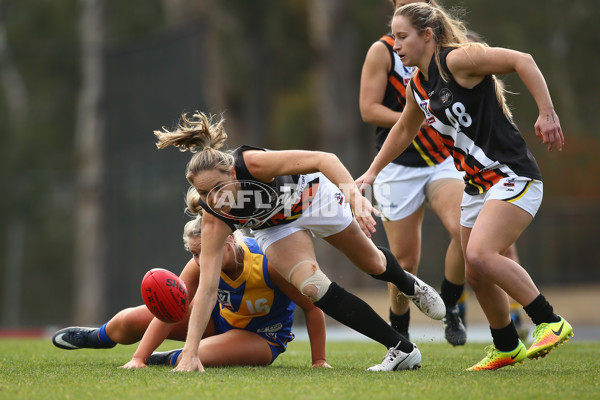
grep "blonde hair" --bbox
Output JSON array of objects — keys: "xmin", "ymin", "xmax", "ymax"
[
  {"xmin": 154, "ymin": 111, "xmax": 234, "ymax": 184},
  {"xmin": 395, "ymin": 3, "xmax": 512, "ymax": 119},
  {"xmin": 182, "ymin": 186, "xmax": 245, "ymax": 263},
  {"xmin": 185, "ymin": 185, "xmax": 204, "ymax": 216},
  {"xmin": 182, "ymin": 216, "xmax": 203, "ymax": 252}
]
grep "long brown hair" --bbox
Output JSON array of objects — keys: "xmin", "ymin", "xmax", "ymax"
[{"xmin": 395, "ymin": 3, "xmax": 512, "ymax": 119}]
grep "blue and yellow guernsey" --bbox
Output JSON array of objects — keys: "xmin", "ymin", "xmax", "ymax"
[{"xmin": 212, "ymin": 237, "xmax": 295, "ymax": 350}]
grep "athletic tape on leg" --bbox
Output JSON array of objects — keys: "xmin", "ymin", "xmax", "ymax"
[
  {"xmin": 287, "ymin": 260, "xmax": 317, "ymax": 282},
  {"xmin": 299, "ymin": 270, "xmax": 331, "ymax": 301}
]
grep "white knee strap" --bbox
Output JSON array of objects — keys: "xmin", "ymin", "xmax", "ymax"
[
  {"xmin": 287, "ymin": 260, "xmax": 316, "ymax": 282},
  {"xmin": 299, "ymin": 269, "xmax": 331, "ymax": 301}
]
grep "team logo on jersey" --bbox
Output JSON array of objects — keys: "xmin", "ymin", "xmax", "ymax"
[
  {"xmin": 217, "ymin": 289, "xmax": 233, "ymax": 309},
  {"xmin": 402, "ymin": 65, "xmax": 416, "ymax": 75},
  {"xmin": 419, "ymin": 100, "xmax": 433, "ymax": 119},
  {"xmin": 440, "ymin": 88, "xmax": 453, "ymax": 107},
  {"xmin": 395, "ymin": 63, "xmax": 416, "ymax": 82},
  {"xmin": 503, "ymin": 178, "xmax": 516, "ymax": 190},
  {"xmin": 257, "ymin": 322, "xmax": 283, "ymax": 333}
]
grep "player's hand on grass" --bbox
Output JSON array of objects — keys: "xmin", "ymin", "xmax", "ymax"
[
  {"xmin": 312, "ymin": 359, "xmax": 333, "ymax": 368},
  {"xmin": 172, "ymin": 355, "xmax": 205, "ymax": 372},
  {"xmin": 119, "ymin": 358, "xmax": 148, "ymax": 369}
]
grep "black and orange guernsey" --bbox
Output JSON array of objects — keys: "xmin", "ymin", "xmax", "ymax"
[
  {"xmin": 198, "ymin": 145, "xmax": 320, "ymax": 231},
  {"xmin": 409, "ymin": 47, "xmax": 542, "ymax": 195},
  {"xmin": 375, "ymin": 35, "xmax": 450, "ymax": 167}
]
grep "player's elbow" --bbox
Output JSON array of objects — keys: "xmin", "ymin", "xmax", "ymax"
[
  {"xmin": 309, "ymin": 152, "xmax": 342, "ymax": 176},
  {"xmin": 359, "ymin": 105, "xmax": 377, "ymax": 125},
  {"xmin": 321, "ymin": 152, "xmax": 341, "ymax": 168},
  {"xmin": 514, "ymin": 51, "xmax": 537, "ymax": 72},
  {"xmin": 361, "ymin": 113, "xmax": 376, "ymax": 125}
]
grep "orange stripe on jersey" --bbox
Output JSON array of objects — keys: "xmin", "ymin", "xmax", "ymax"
[
  {"xmin": 453, "ymin": 153, "xmax": 503, "ymax": 189},
  {"xmin": 476, "ymin": 169, "xmax": 505, "ymax": 191},
  {"xmin": 380, "ymin": 35, "xmax": 395, "ymax": 47},
  {"xmin": 458, "ymin": 159, "xmax": 505, "ymax": 194},
  {"xmin": 389, "ymin": 75, "xmax": 407, "ymax": 102},
  {"xmin": 452, "ymin": 151, "xmax": 479, "ymax": 179},
  {"xmin": 427, "ymin": 126, "xmax": 503, "ymax": 190},
  {"xmin": 412, "ymin": 73, "xmax": 454, "ymax": 163},
  {"xmin": 415, "ymin": 127, "xmax": 449, "ymax": 164},
  {"xmin": 262, "ymin": 182, "xmax": 320, "ymax": 226},
  {"xmin": 438, "ymin": 134, "xmax": 455, "ymax": 151},
  {"xmin": 411, "ymin": 73, "xmax": 428, "ymax": 100}
]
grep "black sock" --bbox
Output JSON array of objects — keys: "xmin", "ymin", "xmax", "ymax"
[
  {"xmin": 389, "ymin": 308, "xmax": 410, "ymax": 337},
  {"xmin": 440, "ymin": 279, "xmax": 464, "ymax": 309},
  {"xmin": 490, "ymin": 321, "xmax": 520, "ymax": 352},
  {"xmin": 369, "ymin": 247, "xmax": 415, "ymax": 295},
  {"xmin": 523, "ymin": 294, "xmax": 560, "ymax": 325},
  {"xmin": 315, "ymin": 282, "xmax": 412, "ymax": 352}
]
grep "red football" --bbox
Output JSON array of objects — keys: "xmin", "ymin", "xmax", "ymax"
[{"xmin": 141, "ymin": 268, "xmax": 188, "ymax": 323}]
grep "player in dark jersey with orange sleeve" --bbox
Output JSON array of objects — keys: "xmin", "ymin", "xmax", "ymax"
[
  {"xmin": 360, "ymin": 0, "xmax": 466, "ymax": 346},
  {"xmin": 357, "ymin": 3, "xmax": 572, "ymax": 371}
]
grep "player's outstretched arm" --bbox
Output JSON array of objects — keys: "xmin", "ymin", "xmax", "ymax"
[
  {"xmin": 120, "ymin": 259, "xmax": 200, "ymax": 369},
  {"xmin": 244, "ymin": 149, "xmax": 378, "ymax": 238},
  {"xmin": 173, "ymin": 214, "xmax": 231, "ymax": 373}
]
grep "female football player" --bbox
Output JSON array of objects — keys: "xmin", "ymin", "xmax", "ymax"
[
  {"xmin": 53, "ymin": 200, "xmax": 330, "ymax": 369},
  {"xmin": 356, "ymin": 2, "xmax": 572, "ymax": 370},
  {"xmin": 359, "ymin": 0, "xmax": 466, "ymax": 346}
]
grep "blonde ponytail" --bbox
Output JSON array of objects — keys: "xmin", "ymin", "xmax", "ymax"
[
  {"xmin": 155, "ymin": 111, "xmax": 235, "ymax": 183},
  {"xmin": 154, "ymin": 112, "xmax": 227, "ymax": 152}
]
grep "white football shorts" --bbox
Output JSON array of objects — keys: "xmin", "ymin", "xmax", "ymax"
[
  {"xmin": 252, "ymin": 172, "xmax": 354, "ymax": 252},
  {"xmin": 373, "ymin": 156, "xmax": 464, "ymax": 221},
  {"xmin": 460, "ymin": 176, "xmax": 543, "ymax": 228}
]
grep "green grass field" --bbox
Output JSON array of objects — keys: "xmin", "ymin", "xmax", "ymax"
[{"xmin": 0, "ymin": 339, "xmax": 598, "ymax": 400}]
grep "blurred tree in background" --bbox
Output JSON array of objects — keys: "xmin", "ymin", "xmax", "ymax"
[{"xmin": 0, "ymin": 0, "xmax": 598, "ymax": 327}]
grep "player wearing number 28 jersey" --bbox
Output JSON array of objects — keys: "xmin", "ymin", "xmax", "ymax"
[{"xmin": 410, "ymin": 47, "xmax": 542, "ymax": 195}]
